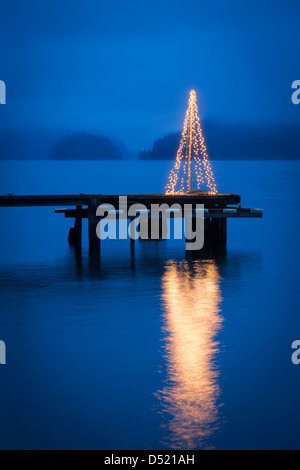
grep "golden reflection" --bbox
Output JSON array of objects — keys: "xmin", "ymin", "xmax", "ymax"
[{"xmin": 158, "ymin": 259, "xmax": 223, "ymax": 449}]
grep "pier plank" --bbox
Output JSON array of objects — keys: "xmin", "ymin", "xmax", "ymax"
[{"xmin": 0, "ymin": 193, "xmax": 241, "ymax": 208}]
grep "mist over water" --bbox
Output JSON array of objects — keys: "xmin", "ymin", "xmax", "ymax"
[{"xmin": 0, "ymin": 160, "xmax": 300, "ymax": 450}]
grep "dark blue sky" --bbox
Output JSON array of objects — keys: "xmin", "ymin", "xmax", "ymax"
[{"xmin": 1, "ymin": 0, "xmax": 299, "ymax": 148}]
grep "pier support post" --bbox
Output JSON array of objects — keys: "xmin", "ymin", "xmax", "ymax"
[
  {"xmin": 207, "ymin": 218, "xmax": 227, "ymax": 245},
  {"xmin": 184, "ymin": 211, "xmax": 205, "ymax": 251},
  {"xmin": 130, "ymin": 218, "xmax": 136, "ymax": 246},
  {"xmin": 68, "ymin": 206, "xmax": 82, "ymax": 246},
  {"xmin": 185, "ymin": 217, "xmax": 227, "ymax": 252},
  {"xmin": 159, "ymin": 217, "xmax": 168, "ymax": 239},
  {"xmin": 220, "ymin": 218, "xmax": 227, "ymax": 244},
  {"xmin": 88, "ymin": 199, "xmax": 100, "ymax": 254}
]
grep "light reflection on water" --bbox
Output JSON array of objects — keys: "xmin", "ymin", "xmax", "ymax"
[
  {"xmin": 158, "ymin": 258, "xmax": 223, "ymax": 449},
  {"xmin": 1, "ymin": 160, "xmax": 300, "ymax": 449}
]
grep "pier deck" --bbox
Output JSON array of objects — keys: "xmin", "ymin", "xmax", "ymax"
[
  {"xmin": 0, "ymin": 192, "xmax": 240, "ymax": 208},
  {"xmin": 0, "ymin": 192, "xmax": 263, "ymax": 252}
]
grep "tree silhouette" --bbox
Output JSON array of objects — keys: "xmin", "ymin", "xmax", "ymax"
[
  {"xmin": 139, "ymin": 132, "xmax": 181, "ymax": 160},
  {"xmin": 49, "ymin": 132, "xmax": 122, "ymax": 160}
]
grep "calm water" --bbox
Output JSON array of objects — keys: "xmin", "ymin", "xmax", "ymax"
[{"xmin": 0, "ymin": 160, "xmax": 300, "ymax": 450}]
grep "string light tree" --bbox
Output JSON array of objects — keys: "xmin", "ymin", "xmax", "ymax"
[{"xmin": 165, "ymin": 90, "xmax": 218, "ymax": 195}]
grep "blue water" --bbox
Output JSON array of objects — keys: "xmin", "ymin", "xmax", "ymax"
[{"xmin": 0, "ymin": 160, "xmax": 300, "ymax": 450}]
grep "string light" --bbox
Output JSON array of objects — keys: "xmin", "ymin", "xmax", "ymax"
[{"xmin": 165, "ymin": 90, "xmax": 217, "ymax": 195}]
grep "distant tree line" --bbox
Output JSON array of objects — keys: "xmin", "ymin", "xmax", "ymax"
[
  {"xmin": 1, "ymin": 124, "xmax": 300, "ymax": 160},
  {"xmin": 139, "ymin": 132, "xmax": 181, "ymax": 160},
  {"xmin": 49, "ymin": 132, "xmax": 122, "ymax": 160},
  {"xmin": 138, "ymin": 123, "xmax": 300, "ymax": 160}
]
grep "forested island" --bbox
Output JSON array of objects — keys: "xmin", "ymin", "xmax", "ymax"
[
  {"xmin": 49, "ymin": 132, "xmax": 122, "ymax": 160},
  {"xmin": 139, "ymin": 132, "xmax": 181, "ymax": 160},
  {"xmin": 138, "ymin": 123, "xmax": 300, "ymax": 160}
]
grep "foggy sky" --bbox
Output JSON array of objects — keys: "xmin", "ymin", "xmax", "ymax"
[{"xmin": 0, "ymin": 0, "xmax": 300, "ymax": 148}]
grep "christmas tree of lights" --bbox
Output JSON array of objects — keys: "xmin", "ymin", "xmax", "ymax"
[{"xmin": 165, "ymin": 90, "xmax": 217, "ymax": 195}]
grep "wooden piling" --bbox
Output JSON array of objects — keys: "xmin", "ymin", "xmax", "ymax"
[
  {"xmin": 207, "ymin": 218, "xmax": 227, "ymax": 245},
  {"xmin": 68, "ymin": 205, "xmax": 82, "ymax": 246},
  {"xmin": 88, "ymin": 199, "xmax": 100, "ymax": 254},
  {"xmin": 130, "ymin": 218, "xmax": 136, "ymax": 245},
  {"xmin": 159, "ymin": 217, "xmax": 168, "ymax": 239}
]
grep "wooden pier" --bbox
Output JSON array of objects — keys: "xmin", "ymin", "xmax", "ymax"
[{"xmin": 0, "ymin": 192, "xmax": 263, "ymax": 253}]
